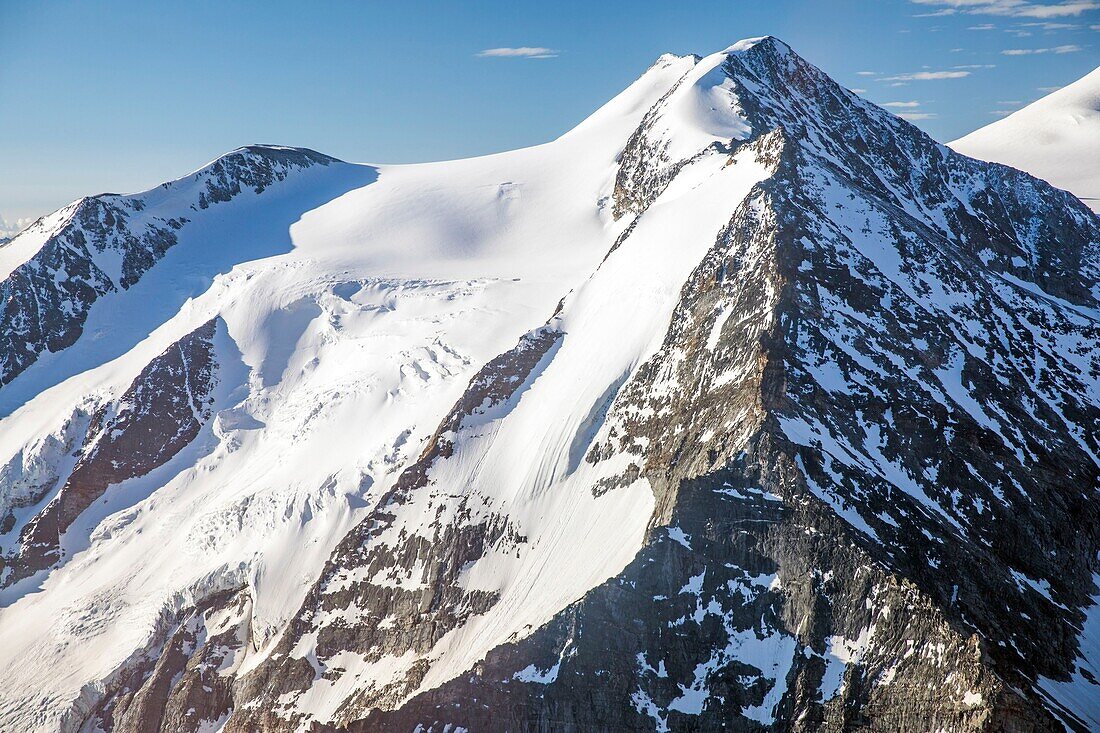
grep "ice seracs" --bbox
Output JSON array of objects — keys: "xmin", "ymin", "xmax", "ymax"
[
  {"xmin": 0, "ymin": 47, "xmax": 708, "ymax": 731},
  {"xmin": 0, "ymin": 36, "xmax": 1097, "ymax": 733}
]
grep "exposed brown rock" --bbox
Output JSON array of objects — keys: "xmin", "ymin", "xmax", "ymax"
[{"xmin": 1, "ymin": 318, "xmax": 220, "ymax": 587}]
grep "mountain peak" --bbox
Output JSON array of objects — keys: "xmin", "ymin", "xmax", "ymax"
[
  {"xmin": 223, "ymin": 143, "xmax": 340, "ymax": 164},
  {"xmin": 721, "ymin": 34, "xmax": 790, "ymax": 56},
  {"xmin": 1, "ymin": 33, "xmax": 1098, "ymax": 733}
]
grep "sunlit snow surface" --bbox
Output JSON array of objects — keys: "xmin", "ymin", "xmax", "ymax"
[
  {"xmin": 0, "ymin": 48, "xmax": 770, "ymax": 730},
  {"xmin": 951, "ymin": 67, "xmax": 1100, "ymax": 213},
  {"xmin": 0, "ymin": 37, "xmax": 1097, "ymax": 732}
]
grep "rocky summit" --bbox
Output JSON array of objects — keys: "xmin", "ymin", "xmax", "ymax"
[{"xmin": 0, "ymin": 37, "xmax": 1097, "ymax": 733}]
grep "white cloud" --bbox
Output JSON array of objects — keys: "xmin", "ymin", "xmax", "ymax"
[
  {"xmin": 1037, "ymin": 85, "xmax": 1063, "ymax": 91},
  {"xmin": 850, "ymin": 88, "xmax": 868, "ymax": 93},
  {"xmin": 1019, "ymin": 20, "xmax": 1080, "ymax": 26},
  {"xmin": 1002, "ymin": 43, "xmax": 1083, "ymax": 52},
  {"xmin": 1015, "ymin": 1, "xmax": 1100, "ymax": 16},
  {"xmin": 882, "ymin": 101, "xmax": 923, "ymax": 107},
  {"xmin": 476, "ymin": 47, "xmax": 559, "ymax": 59},
  {"xmin": 899, "ymin": 112, "xmax": 939, "ymax": 119},
  {"xmin": 912, "ymin": 1, "xmax": 1100, "ymax": 17},
  {"xmin": 968, "ymin": 23, "xmax": 998, "ymax": 28},
  {"xmin": 880, "ymin": 70, "xmax": 972, "ymax": 80},
  {"xmin": 0, "ymin": 214, "xmax": 33, "ymax": 240},
  {"xmin": 856, "ymin": 70, "xmax": 880, "ymax": 76},
  {"xmin": 954, "ymin": 63, "xmax": 997, "ymax": 67}
]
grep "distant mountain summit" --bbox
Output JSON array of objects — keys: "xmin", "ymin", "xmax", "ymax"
[
  {"xmin": 0, "ymin": 37, "xmax": 1097, "ymax": 732},
  {"xmin": 951, "ymin": 66, "xmax": 1100, "ymax": 213}
]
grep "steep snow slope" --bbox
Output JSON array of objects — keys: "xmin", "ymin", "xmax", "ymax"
[
  {"xmin": 0, "ymin": 37, "xmax": 1097, "ymax": 733},
  {"xmin": 951, "ymin": 66, "xmax": 1100, "ymax": 213},
  {"xmin": 0, "ymin": 147, "xmax": 370, "ymax": 399},
  {"xmin": 235, "ymin": 38, "xmax": 1098, "ymax": 733},
  {"xmin": 231, "ymin": 59, "xmax": 778, "ymax": 727},
  {"xmin": 0, "ymin": 55, "xmax": 701, "ymax": 731}
]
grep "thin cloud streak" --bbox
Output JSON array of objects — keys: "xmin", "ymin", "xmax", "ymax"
[
  {"xmin": 476, "ymin": 47, "xmax": 559, "ymax": 58},
  {"xmin": 879, "ymin": 70, "xmax": 972, "ymax": 80},
  {"xmin": 1002, "ymin": 43, "xmax": 1083, "ymax": 52},
  {"xmin": 911, "ymin": 1, "xmax": 1100, "ymax": 18}
]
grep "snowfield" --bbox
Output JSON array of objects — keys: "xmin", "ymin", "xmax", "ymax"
[
  {"xmin": 0, "ymin": 36, "xmax": 1097, "ymax": 733},
  {"xmin": 951, "ymin": 66, "xmax": 1100, "ymax": 213},
  {"xmin": 0, "ymin": 47, "xmax": 761, "ymax": 730}
]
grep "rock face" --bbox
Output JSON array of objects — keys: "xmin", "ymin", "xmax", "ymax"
[
  {"xmin": 227, "ymin": 327, "xmax": 561, "ymax": 730},
  {"xmin": 212, "ymin": 39, "xmax": 1099, "ymax": 732},
  {"xmin": 0, "ymin": 318, "xmax": 221, "ymax": 587},
  {"xmin": 1, "ymin": 37, "xmax": 1098, "ymax": 733},
  {"xmin": 0, "ymin": 145, "xmax": 335, "ymax": 387},
  {"xmin": 80, "ymin": 586, "xmax": 253, "ymax": 733}
]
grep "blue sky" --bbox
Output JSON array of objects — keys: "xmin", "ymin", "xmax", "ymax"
[{"xmin": 1, "ymin": 0, "xmax": 1097, "ymax": 231}]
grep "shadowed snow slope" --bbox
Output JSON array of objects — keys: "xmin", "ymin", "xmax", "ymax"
[
  {"xmin": 0, "ymin": 51, "xmax": 700, "ymax": 731},
  {"xmin": 0, "ymin": 37, "xmax": 1098, "ymax": 733},
  {"xmin": 951, "ymin": 66, "xmax": 1100, "ymax": 213}
]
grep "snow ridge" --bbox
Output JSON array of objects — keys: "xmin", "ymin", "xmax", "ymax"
[
  {"xmin": 0, "ymin": 36, "xmax": 1096, "ymax": 733},
  {"xmin": 951, "ymin": 66, "xmax": 1100, "ymax": 214}
]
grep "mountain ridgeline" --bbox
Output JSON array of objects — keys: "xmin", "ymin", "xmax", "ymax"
[{"xmin": 0, "ymin": 37, "xmax": 1097, "ymax": 733}]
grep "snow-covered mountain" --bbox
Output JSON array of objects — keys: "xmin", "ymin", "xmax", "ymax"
[
  {"xmin": 0, "ymin": 37, "xmax": 1097, "ymax": 733},
  {"xmin": 951, "ymin": 66, "xmax": 1100, "ymax": 214}
]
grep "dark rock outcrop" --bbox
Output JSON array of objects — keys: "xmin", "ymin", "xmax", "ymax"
[
  {"xmin": 1, "ymin": 318, "xmax": 221, "ymax": 587},
  {"xmin": 329, "ymin": 39, "xmax": 1098, "ymax": 732},
  {"xmin": 79, "ymin": 587, "xmax": 253, "ymax": 733},
  {"xmin": 50, "ymin": 39, "xmax": 1100, "ymax": 733},
  {"xmin": 0, "ymin": 146, "xmax": 336, "ymax": 387}
]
